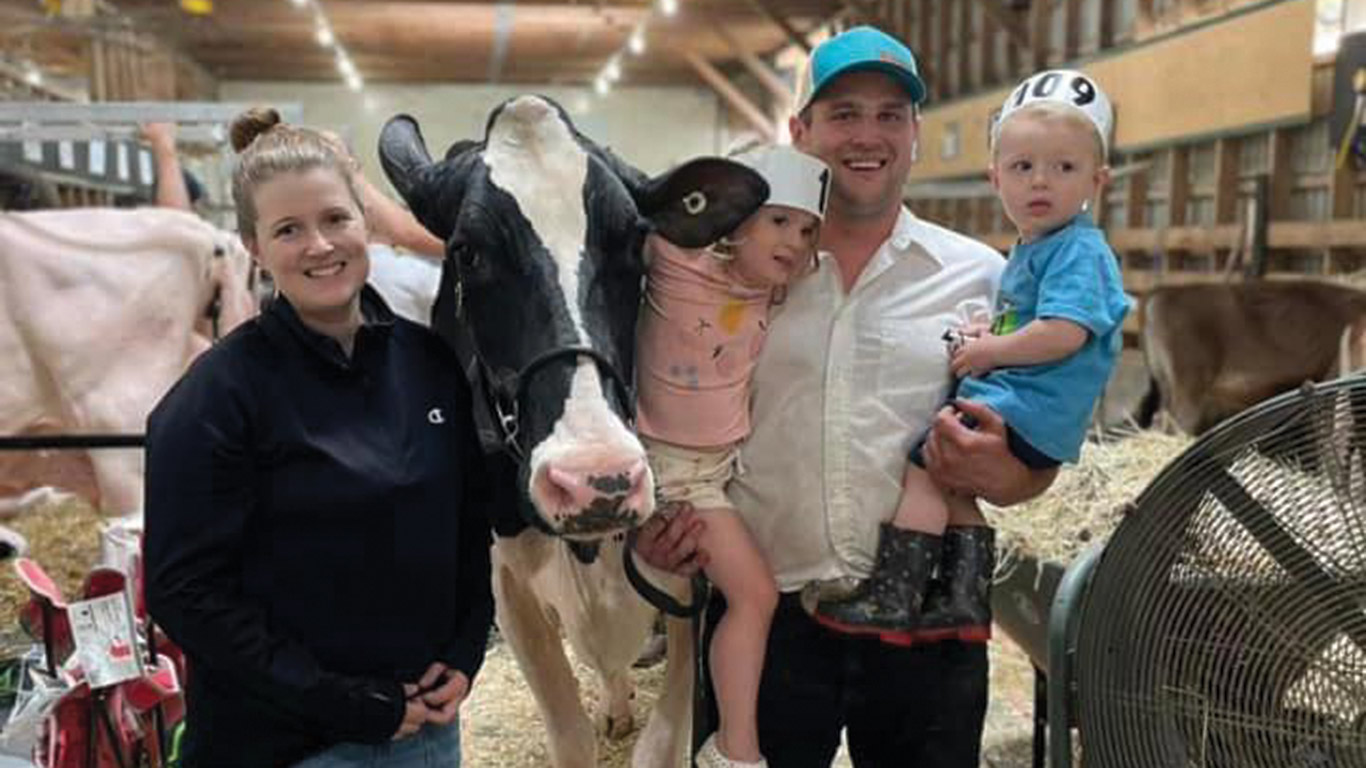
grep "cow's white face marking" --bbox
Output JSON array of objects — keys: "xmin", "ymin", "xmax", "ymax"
[
  {"xmin": 484, "ymin": 96, "xmax": 589, "ymax": 343},
  {"xmin": 526, "ymin": 361, "xmax": 652, "ymax": 522}
]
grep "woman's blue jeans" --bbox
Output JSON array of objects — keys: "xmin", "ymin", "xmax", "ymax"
[{"xmin": 291, "ymin": 721, "xmax": 461, "ymax": 768}]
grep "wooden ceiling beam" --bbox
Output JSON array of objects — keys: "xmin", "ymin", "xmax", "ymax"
[
  {"xmin": 708, "ymin": 19, "xmax": 790, "ymax": 110},
  {"xmin": 745, "ymin": 0, "xmax": 812, "ymax": 53},
  {"xmin": 683, "ymin": 51, "xmax": 776, "ymax": 140}
]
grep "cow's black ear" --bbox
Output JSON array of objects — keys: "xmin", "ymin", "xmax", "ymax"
[
  {"xmin": 639, "ymin": 158, "xmax": 769, "ymax": 249},
  {"xmin": 379, "ymin": 115, "xmax": 479, "ymax": 240},
  {"xmin": 379, "ymin": 115, "xmax": 433, "ymax": 200}
]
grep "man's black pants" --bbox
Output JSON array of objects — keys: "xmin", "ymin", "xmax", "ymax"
[{"xmin": 701, "ymin": 592, "xmax": 988, "ymax": 767}]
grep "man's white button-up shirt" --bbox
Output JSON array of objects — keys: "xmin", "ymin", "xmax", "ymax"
[{"xmin": 728, "ymin": 207, "xmax": 1004, "ymax": 593}]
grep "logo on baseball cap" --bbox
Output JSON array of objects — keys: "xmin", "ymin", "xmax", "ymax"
[{"xmin": 794, "ymin": 26, "xmax": 927, "ymax": 114}]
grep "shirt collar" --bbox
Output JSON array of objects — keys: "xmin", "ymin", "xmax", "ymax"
[
  {"xmin": 260, "ymin": 284, "xmax": 395, "ymax": 371},
  {"xmin": 812, "ymin": 207, "xmax": 945, "ymax": 271},
  {"xmin": 888, "ymin": 207, "xmax": 945, "ymax": 267}
]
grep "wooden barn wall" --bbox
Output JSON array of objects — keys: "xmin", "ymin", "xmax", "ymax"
[{"xmin": 909, "ymin": 0, "xmax": 1314, "ymax": 181}]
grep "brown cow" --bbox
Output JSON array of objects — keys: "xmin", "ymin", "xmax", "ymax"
[{"xmin": 1134, "ymin": 281, "xmax": 1366, "ymax": 434}]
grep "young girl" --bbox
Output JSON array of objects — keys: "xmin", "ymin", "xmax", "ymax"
[
  {"xmin": 807, "ymin": 69, "xmax": 1130, "ymax": 645},
  {"xmin": 635, "ymin": 145, "xmax": 829, "ymax": 768}
]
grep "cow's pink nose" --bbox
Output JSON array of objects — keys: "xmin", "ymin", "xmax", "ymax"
[{"xmin": 542, "ymin": 459, "xmax": 650, "ymax": 528}]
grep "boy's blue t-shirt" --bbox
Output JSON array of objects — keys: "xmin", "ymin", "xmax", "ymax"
[{"xmin": 956, "ymin": 212, "xmax": 1130, "ymax": 463}]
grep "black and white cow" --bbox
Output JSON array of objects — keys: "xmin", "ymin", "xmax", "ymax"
[{"xmin": 379, "ymin": 95, "xmax": 767, "ymax": 768}]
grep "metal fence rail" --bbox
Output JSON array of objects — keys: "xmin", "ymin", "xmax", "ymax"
[{"xmin": 0, "ymin": 434, "xmax": 143, "ymax": 451}]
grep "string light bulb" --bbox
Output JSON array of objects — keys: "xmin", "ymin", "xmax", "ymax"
[
  {"xmin": 594, "ymin": 75, "xmax": 610, "ymax": 96},
  {"xmin": 659, "ymin": 0, "xmax": 677, "ymax": 16},
  {"xmin": 628, "ymin": 26, "xmax": 646, "ymax": 55},
  {"xmin": 316, "ymin": 25, "xmax": 334, "ymax": 47},
  {"xmin": 604, "ymin": 55, "xmax": 621, "ymax": 82}
]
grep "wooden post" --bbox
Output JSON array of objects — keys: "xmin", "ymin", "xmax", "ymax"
[
  {"xmin": 1136, "ymin": 0, "xmax": 1156, "ymax": 39},
  {"xmin": 918, "ymin": 0, "xmax": 933, "ymax": 66},
  {"xmin": 974, "ymin": 195, "xmax": 996, "ymax": 237},
  {"xmin": 937, "ymin": 0, "xmax": 953, "ymax": 98},
  {"xmin": 1330, "ymin": 165, "xmax": 1357, "ymax": 220},
  {"xmin": 1099, "ymin": 0, "xmax": 1115, "ymax": 49},
  {"xmin": 1030, "ymin": 0, "xmax": 1052, "ymax": 70},
  {"xmin": 1006, "ymin": 19, "xmax": 1021, "ymax": 79},
  {"xmin": 1212, "ymin": 137, "xmax": 1241, "ymax": 224},
  {"xmin": 1267, "ymin": 128, "xmax": 1293, "ymax": 222},
  {"xmin": 1245, "ymin": 175, "xmax": 1270, "ymax": 279},
  {"xmin": 980, "ymin": 5, "xmax": 997, "ymax": 88},
  {"xmin": 958, "ymin": 0, "xmax": 973, "ymax": 94},
  {"xmin": 1167, "ymin": 147, "xmax": 1190, "ymax": 227},
  {"xmin": 1065, "ymin": 0, "xmax": 1083, "ymax": 60},
  {"xmin": 90, "ymin": 38, "xmax": 107, "ymax": 102},
  {"xmin": 1126, "ymin": 167, "xmax": 1149, "ymax": 228}
]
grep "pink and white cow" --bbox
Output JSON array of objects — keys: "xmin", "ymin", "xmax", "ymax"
[
  {"xmin": 0, "ymin": 207, "xmax": 256, "ymax": 516},
  {"xmin": 379, "ymin": 96, "xmax": 767, "ymax": 767}
]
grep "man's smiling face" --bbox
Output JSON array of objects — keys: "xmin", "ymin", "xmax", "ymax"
[{"xmin": 790, "ymin": 70, "xmax": 918, "ymax": 223}]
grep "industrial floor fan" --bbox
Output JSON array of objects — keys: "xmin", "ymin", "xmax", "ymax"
[{"xmin": 1054, "ymin": 375, "xmax": 1366, "ymax": 767}]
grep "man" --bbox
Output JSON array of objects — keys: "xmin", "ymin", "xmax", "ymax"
[{"xmin": 637, "ymin": 26, "xmax": 1056, "ymax": 767}]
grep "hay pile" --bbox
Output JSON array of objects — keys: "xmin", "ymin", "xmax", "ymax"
[
  {"xmin": 460, "ymin": 637, "xmax": 670, "ymax": 767},
  {"xmin": 0, "ymin": 496, "xmax": 104, "ymax": 641},
  {"xmin": 989, "ymin": 429, "xmax": 1193, "ymax": 566}
]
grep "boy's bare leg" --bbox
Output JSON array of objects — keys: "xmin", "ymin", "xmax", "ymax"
[
  {"xmin": 893, "ymin": 462, "xmax": 951, "ymax": 534},
  {"xmin": 698, "ymin": 505, "xmax": 777, "ymax": 762},
  {"xmin": 943, "ymin": 489, "xmax": 986, "ymax": 526}
]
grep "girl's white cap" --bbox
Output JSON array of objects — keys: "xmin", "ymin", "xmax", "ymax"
[{"xmin": 733, "ymin": 146, "xmax": 831, "ymax": 221}]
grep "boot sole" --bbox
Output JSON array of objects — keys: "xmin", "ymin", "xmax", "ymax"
[
  {"xmin": 811, "ymin": 614, "xmax": 923, "ymax": 647},
  {"xmin": 812, "ymin": 614, "xmax": 993, "ymax": 647},
  {"xmin": 910, "ymin": 624, "xmax": 993, "ymax": 644}
]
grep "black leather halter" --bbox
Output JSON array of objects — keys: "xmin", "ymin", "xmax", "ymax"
[{"xmin": 479, "ymin": 344, "xmax": 636, "ymax": 464}]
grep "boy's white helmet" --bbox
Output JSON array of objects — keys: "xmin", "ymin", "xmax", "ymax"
[
  {"xmin": 993, "ymin": 69, "xmax": 1113, "ymax": 156},
  {"xmin": 732, "ymin": 146, "xmax": 831, "ymax": 221}
]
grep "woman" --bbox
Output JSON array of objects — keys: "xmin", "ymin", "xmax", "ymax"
[{"xmin": 144, "ymin": 107, "xmax": 503, "ymax": 767}]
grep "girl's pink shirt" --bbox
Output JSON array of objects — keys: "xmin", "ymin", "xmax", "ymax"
[{"xmin": 635, "ymin": 235, "xmax": 773, "ymax": 449}]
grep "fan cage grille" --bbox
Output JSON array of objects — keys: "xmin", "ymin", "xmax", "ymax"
[{"xmin": 1075, "ymin": 375, "xmax": 1366, "ymax": 767}]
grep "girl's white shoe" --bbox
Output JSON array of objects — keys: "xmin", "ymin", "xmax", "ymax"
[{"xmin": 695, "ymin": 734, "xmax": 768, "ymax": 768}]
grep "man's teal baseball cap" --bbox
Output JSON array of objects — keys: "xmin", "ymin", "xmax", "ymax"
[{"xmin": 794, "ymin": 26, "xmax": 927, "ymax": 114}]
